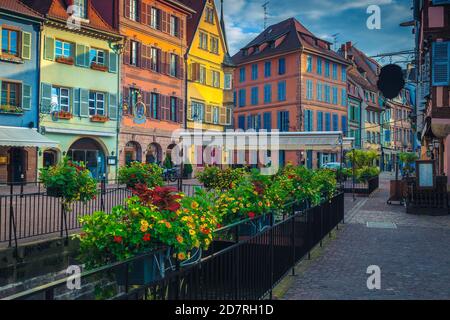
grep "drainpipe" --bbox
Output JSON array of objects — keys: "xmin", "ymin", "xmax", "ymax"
[{"xmin": 36, "ymin": 22, "xmax": 44, "ymax": 182}]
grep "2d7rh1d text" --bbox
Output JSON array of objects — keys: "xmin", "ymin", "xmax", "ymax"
[{"xmin": 174, "ymin": 304, "xmax": 274, "ymax": 318}]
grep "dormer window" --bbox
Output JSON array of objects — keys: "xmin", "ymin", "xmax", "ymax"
[
  {"xmin": 73, "ymin": 0, "xmax": 87, "ymax": 20},
  {"xmin": 205, "ymin": 7, "xmax": 214, "ymax": 24}
]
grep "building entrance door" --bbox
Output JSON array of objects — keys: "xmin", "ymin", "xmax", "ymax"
[{"xmin": 8, "ymin": 148, "xmax": 26, "ymax": 183}]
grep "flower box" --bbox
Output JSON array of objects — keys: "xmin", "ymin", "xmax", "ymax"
[
  {"xmin": 0, "ymin": 54, "xmax": 24, "ymax": 64},
  {"xmin": 90, "ymin": 63, "xmax": 108, "ymax": 72},
  {"xmin": 0, "ymin": 105, "xmax": 24, "ymax": 115},
  {"xmin": 90, "ymin": 115, "xmax": 109, "ymax": 123},
  {"xmin": 56, "ymin": 56, "xmax": 74, "ymax": 65},
  {"xmin": 57, "ymin": 111, "xmax": 73, "ymax": 120},
  {"xmin": 238, "ymin": 213, "xmax": 273, "ymax": 237}
]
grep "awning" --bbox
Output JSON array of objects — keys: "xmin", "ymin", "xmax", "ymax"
[
  {"xmin": 0, "ymin": 126, "xmax": 59, "ymax": 148},
  {"xmin": 178, "ymin": 131, "xmax": 353, "ymax": 152}
]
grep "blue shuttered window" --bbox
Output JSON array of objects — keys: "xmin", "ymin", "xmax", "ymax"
[
  {"xmin": 238, "ymin": 89, "xmax": 246, "ymax": 107},
  {"xmin": 332, "ymin": 63, "xmax": 338, "ymax": 80},
  {"xmin": 432, "ymin": 41, "xmax": 450, "ymax": 86},
  {"xmin": 264, "ymin": 61, "xmax": 272, "ymax": 77},
  {"xmin": 278, "ymin": 111, "xmax": 289, "ymax": 132},
  {"xmin": 317, "ymin": 111, "xmax": 323, "ymax": 131},
  {"xmin": 278, "ymin": 81, "xmax": 287, "ymax": 101},
  {"xmin": 341, "ymin": 67, "xmax": 347, "ymax": 81},
  {"xmin": 263, "ymin": 112, "xmax": 272, "ymax": 131},
  {"xmin": 332, "ymin": 87, "xmax": 338, "ymax": 104},
  {"xmin": 325, "ymin": 113, "xmax": 331, "ymax": 131},
  {"xmin": 325, "ymin": 60, "xmax": 330, "ymax": 77},
  {"xmin": 324, "ymin": 85, "xmax": 330, "ymax": 103},
  {"xmin": 239, "ymin": 67, "xmax": 246, "ymax": 82},
  {"xmin": 341, "ymin": 88, "xmax": 347, "ymax": 106},
  {"xmin": 341, "ymin": 115, "xmax": 347, "ymax": 136},
  {"xmin": 251, "ymin": 64, "xmax": 258, "ymax": 80},
  {"xmin": 238, "ymin": 115, "xmax": 246, "ymax": 130},
  {"xmin": 278, "ymin": 58, "xmax": 286, "ymax": 75},
  {"xmin": 316, "ymin": 82, "xmax": 323, "ymax": 101},
  {"xmin": 306, "ymin": 56, "xmax": 312, "ymax": 72},
  {"xmin": 332, "ymin": 114, "xmax": 338, "ymax": 131},
  {"xmin": 264, "ymin": 84, "xmax": 272, "ymax": 103},
  {"xmin": 304, "ymin": 110, "xmax": 314, "ymax": 131},
  {"xmin": 306, "ymin": 80, "xmax": 313, "ymax": 100},
  {"xmin": 251, "ymin": 87, "xmax": 259, "ymax": 105},
  {"xmin": 317, "ymin": 57, "xmax": 322, "ymax": 75}
]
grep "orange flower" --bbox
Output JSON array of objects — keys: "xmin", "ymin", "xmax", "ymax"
[
  {"xmin": 165, "ymin": 221, "xmax": 172, "ymax": 229},
  {"xmin": 178, "ymin": 252, "xmax": 186, "ymax": 260},
  {"xmin": 176, "ymin": 235, "xmax": 184, "ymax": 244}
]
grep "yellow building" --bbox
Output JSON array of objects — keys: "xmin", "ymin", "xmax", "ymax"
[{"xmin": 180, "ymin": 0, "xmax": 234, "ymax": 168}]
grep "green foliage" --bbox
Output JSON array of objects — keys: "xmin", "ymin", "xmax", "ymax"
[
  {"xmin": 346, "ymin": 150, "xmax": 379, "ymax": 170},
  {"xmin": 356, "ymin": 166, "xmax": 380, "ymax": 182},
  {"xmin": 118, "ymin": 162, "xmax": 163, "ymax": 189},
  {"xmin": 39, "ymin": 157, "xmax": 97, "ymax": 209},
  {"xmin": 183, "ymin": 163, "xmax": 193, "ymax": 178},
  {"xmin": 196, "ymin": 166, "xmax": 247, "ymax": 191},
  {"xmin": 399, "ymin": 152, "xmax": 418, "ymax": 175},
  {"xmin": 78, "ymin": 186, "xmax": 219, "ymax": 268},
  {"xmin": 163, "ymin": 154, "xmax": 173, "ymax": 169}
]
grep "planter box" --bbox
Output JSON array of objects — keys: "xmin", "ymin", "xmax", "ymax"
[
  {"xmin": 56, "ymin": 57, "xmax": 74, "ymax": 65},
  {"xmin": 90, "ymin": 63, "xmax": 108, "ymax": 72},
  {"xmin": 90, "ymin": 115, "xmax": 109, "ymax": 123},
  {"xmin": 57, "ymin": 112, "xmax": 73, "ymax": 120},
  {"xmin": 116, "ymin": 251, "xmax": 167, "ymax": 286}
]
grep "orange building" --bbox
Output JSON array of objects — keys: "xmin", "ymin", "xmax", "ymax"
[
  {"xmin": 95, "ymin": 0, "xmax": 195, "ymax": 165},
  {"xmin": 232, "ymin": 18, "xmax": 350, "ymax": 168}
]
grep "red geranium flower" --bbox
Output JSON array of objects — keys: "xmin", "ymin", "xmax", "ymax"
[
  {"xmin": 113, "ymin": 236, "xmax": 123, "ymax": 243},
  {"xmin": 248, "ymin": 212, "xmax": 256, "ymax": 219},
  {"xmin": 217, "ymin": 223, "xmax": 222, "ymax": 229},
  {"xmin": 142, "ymin": 233, "xmax": 151, "ymax": 242}
]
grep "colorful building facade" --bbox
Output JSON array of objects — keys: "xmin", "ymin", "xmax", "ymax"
[
  {"xmin": 0, "ymin": 0, "xmax": 48, "ymax": 183},
  {"xmin": 232, "ymin": 18, "xmax": 350, "ymax": 168},
  {"xmin": 96, "ymin": 0, "xmax": 193, "ymax": 167},
  {"xmin": 415, "ymin": 0, "xmax": 450, "ymax": 183},
  {"xmin": 179, "ymin": 0, "xmax": 234, "ymax": 169},
  {"xmin": 24, "ymin": 0, "xmax": 122, "ymax": 180}
]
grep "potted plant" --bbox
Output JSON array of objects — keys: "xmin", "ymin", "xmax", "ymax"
[
  {"xmin": 39, "ymin": 157, "xmax": 98, "ymax": 210},
  {"xmin": 118, "ymin": 162, "xmax": 163, "ymax": 189},
  {"xmin": 90, "ymin": 62, "xmax": 108, "ymax": 72},
  {"xmin": 55, "ymin": 56, "xmax": 74, "ymax": 65},
  {"xmin": 57, "ymin": 110, "xmax": 73, "ymax": 120},
  {"xmin": 0, "ymin": 104, "xmax": 24, "ymax": 115},
  {"xmin": 90, "ymin": 114, "xmax": 109, "ymax": 123},
  {"xmin": 399, "ymin": 152, "xmax": 419, "ymax": 178},
  {"xmin": 196, "ymin": 166, "xmax": 247, "ymax": 191},
  {"xmin": 77, "ymin": 184, "xmax": 219, "ymax": 284}
]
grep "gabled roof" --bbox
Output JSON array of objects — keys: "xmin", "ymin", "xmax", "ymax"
[
  {"xmin": 232, "ymin": 17, "xmax": 349, "ymax": 65},
  {"xmin": 347, "ymin": 65, "xmax": 378, "ymax": 92},
  {"xmin": 0, "ymin": 0, "xmax": 43, "ymax": 20},
  {"xmin": 338, "ymin": 43, "xmax": 380, "ymax": 87},
  {"xmin": 21, "ymin": 0, "xmax": 117, "ymax": 35},
  {"xmin": 178, "ymin": 0, "xmax": 208, "ymax": 49}
]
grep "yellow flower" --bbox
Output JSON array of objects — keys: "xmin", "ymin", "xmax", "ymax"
[
  {"xmin": 194, "ymin": 240, "xmax": 200, "ymax": 248},
  {"xmin": 205, "ymin": 238, "xmax": 210, "ymax": 246},
  {"xmin": 189, "ymin": 229, "xmax": 196, "ymax": 236},
  {"xmin": 191, "ymin": 201, "xmax": 199, "ymax": 209},
  {"xmin": 140, "ymin": 224, "xmax": 148, "ymax": 232},
  {"xmin": 246, "ymin": 203, "xmax": 251, "ymax": 208},
  {"xmin": 141, "ymin": 220, "xmax": 149, "ymax": 226},
  {"xmin": 258, "ymin": 201, "xmax": 263, "ymax": 207},
  {"xmin": 201, "ymin": 216, "xmax": 205, "ymax": 222},
  {"xmin": 176, "ymin": 210, "xmax": 182, "ymax": 216}
]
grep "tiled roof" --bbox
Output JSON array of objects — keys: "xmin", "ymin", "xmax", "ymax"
[
  {"xmin": 178, "ymin": 0, "xmax": 207, "ymax": 49},
  {"xmin": 339, "ymin": 44, "xmax": 381, "ymax": 87},
  {"xmin": 347, "ymin": 65, "xmax": 378, "ymax": 92},
  {"xmin": 21, "ymin": 0, "xmax": 117, "ymax": 35},
  {"xmin": 232, "ymin": 17, "xmax": 349, "ymax": 65},
  {"xmin": 0, "ymin": 0, "xmax": 43, "ymax": 20}
]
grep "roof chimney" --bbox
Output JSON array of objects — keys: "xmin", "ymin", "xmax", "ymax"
[{"xmin": 340, "ymin": 44, "xmax": 347, "ymax": 59}]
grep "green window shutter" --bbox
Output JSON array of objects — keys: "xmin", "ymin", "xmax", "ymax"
[
  {"xmin": 41, "ymin": 83, "xmax": 52, "ymax": 113},
  {"xmin": 79, "ymin": 89, "xmax": 89, "ymax": 117},
  {"xmin": 76, "ymin": 44, "xmax": 90, "ymax": 67},
  {"xmin": 109, "ymin": 93, "xmax": 118, "ymax": 120},
  {"xmin": 22, "ymin": 32, "xmax": 32, "ymax": 60},
  {"xmin": 0, "ymin": 80, "xmax": 2, "ymax": 106},
  {"xmin": 109, "ymin": 51, "xmax": 118, "ymax": 73},
  {"xmin": 44, "ymin": 37, "xmax": 55, "ymax": 61},
  {"xmin": 22, "ymin": 84, "xmax": 32, "ymax": 110},
  {"xmin": 84, "ymin": 45, "xmax": 90, "ymax": 67},
  {"xmin": 73, "ymin": 88, "xmax": 80, "ymax": 116}
]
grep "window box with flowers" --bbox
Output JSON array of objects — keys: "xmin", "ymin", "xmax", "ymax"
[
  {"xmin": 55, "ymin": 56, "xmax": 74, "ymax": 65},
  {"xmin": 57, "ymin": 110, "xmax": 73, "ymax": 120},
  {"xmin": 90, "ymin": 62, "xmax": 108, "ymax": 72},
  {"xmin": 0, "ymin": 105, "xmax": 24, "ymax": 115},
  {"xmin": 90, "ymin": 114, "xmax": 109, "ymax": 123}
]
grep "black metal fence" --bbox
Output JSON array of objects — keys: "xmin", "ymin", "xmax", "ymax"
[
  {"xmin": 6, "ymin": 193, "xmax": 344, "ymax": 300},
  {"xmin": 0, "ymin": 181, "xmax": 203, "ymax": 247},
  {"xmin": 342, "ymin": 176, "xmax": 379, "ymax": 195}
]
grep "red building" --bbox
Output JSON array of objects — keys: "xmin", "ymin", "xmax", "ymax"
[{"xmin": 232, "ymin": 18, "xmax": 350, "ymax": 168}]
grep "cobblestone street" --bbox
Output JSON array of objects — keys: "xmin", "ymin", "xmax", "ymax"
[{"xmin": 283, "ymin": 174, "xmax": 450, "ymax": 300}]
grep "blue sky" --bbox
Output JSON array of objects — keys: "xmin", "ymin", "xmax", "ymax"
[{"xmin": 219, "ymin": 0, "xmax": 415, "ymax": 63}]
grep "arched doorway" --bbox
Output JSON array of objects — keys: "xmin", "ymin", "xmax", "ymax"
[
  {"xmin": 146, "ymin": 143, "xmax": 162, "ymax": 165},
  {"xmin": 124, "ymin": 141, "xmax": 142, "ymax": 165},
  {"xmin": 67, "ymin": 138, "xmax": 106, "ymax": 179},
  {"xmin": 43, "ymin": 149, "xmax": 58, "ymax": 168}
]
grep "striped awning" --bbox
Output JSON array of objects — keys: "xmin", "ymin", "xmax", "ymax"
[{"xmin": 0, "ymin": 126, "xmax": 59, "ymax": 148}]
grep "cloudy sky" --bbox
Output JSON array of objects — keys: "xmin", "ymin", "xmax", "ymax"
[{"xmin": 219, "ymin": 0, "xmax": 414, "ymax": 63}]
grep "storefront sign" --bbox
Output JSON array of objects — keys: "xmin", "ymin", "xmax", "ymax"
[
  {"xmin": 416, "ymin": 160, "xmax": 435, "ymax": 190},
  {"xmin": 107, "ymin": 156, "xmax": 117, "ymax": 166}
]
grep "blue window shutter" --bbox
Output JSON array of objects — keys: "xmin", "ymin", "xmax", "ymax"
[
  {"xmin": 432, "ymin": 0, "xmax": 450, "ymax": 4},
  {"xmin": 264, "ymin": 112, "xmax": 272, "ymax": 131},
  {"xmin": 257, "ymin": 114, "xmax": 262, "ymax": 131},
  {"xmin": 22, "ymin": 84, "xmax": 32, "ymax": 110},
  {"xmin": 325, "ymin": 113, "xmax": 331, "ymax": 131},
  {"xmin": 40, "ymin": 83, "xmax": 53, "ymax": 113},
  {"xmin": 317, "ymin": 111, "xmax": 323, "ymax": 131},
  {"xmin": 109, "ymin": 52, "xmax": 118, "ymax": 73},
  {"xmin": 108, "ymin": 93, "xmax": 118, "ymax": 120},
  {"xmin": 309, "ymin": 111, "xmax": 314, "ymax": 131},
  {"xmin": 333, "ymin": 114, "xmax": 338, "ymax": 131},
  {"xmin": 247, "ymin": 115, "xmax": 252, "ymax": 129},
  {"xmin": 277, "ymin": 111, "xmax": 282, "ymax": 130},
  {"xmin": 238, "ymin": 115, "xmax": 245, "ymax": 129},
  {"xmin": 80, "ymin": 89, "xmax": 89, "ymax": 117},
  {"xmin": 432, "ymin": 41, "xmax": 450, "ymax": 86}
]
